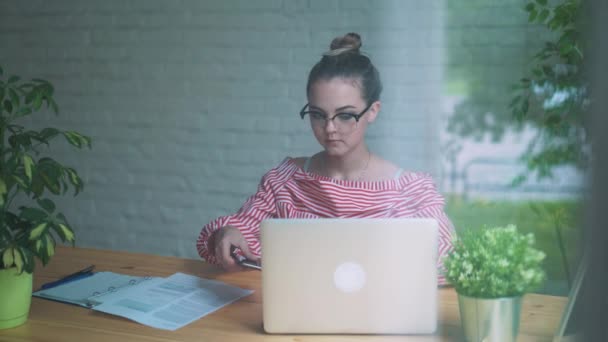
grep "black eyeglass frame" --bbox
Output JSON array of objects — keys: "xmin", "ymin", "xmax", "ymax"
[{"xmin": 299, "ymin": 102, "xmax": 373, "ymax": 123}]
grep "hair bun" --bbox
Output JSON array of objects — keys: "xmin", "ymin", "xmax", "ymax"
[{"xmin": 326, "ymin": 32, "xmax": 362, "ymax": 56}]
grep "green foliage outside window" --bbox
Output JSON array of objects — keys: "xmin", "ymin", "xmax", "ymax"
[
  {"xmin": 447, "ymin": 0, "xmax": 588, "ymax": 184},
  {"xmin": 510, "ymin": 0, "xmax": 588, "ymax": 183}
]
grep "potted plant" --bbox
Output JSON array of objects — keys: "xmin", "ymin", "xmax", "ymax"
[
  {"xmin": 443, "ymin": 224, "xmax": 546, "ymax": 342},
  {"xmin": 0, "ymin": 65, "xmax": 91, "ymax": 329}
]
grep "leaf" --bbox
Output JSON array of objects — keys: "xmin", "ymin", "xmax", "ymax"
[
  {"xmin": 60, "ymin": 178, "xmax": 68, "ymax": 195},
  {"xmin": 539, "ymin": 9, "xmax": 550, "ymax": 23},
  {"xmin": 509, "ymin": 95, "xmax": 522, "ymax": 109},
  {"xmin": 63, "ymin": 132, "xmax": 81, "ymax": 148},
  {"xmin": 15, "ymin": 106, "xmax": 32, "ymax": 117},
  {"xmin": 40, "ymin": 82, "xmax": 54, "ymax": 97},
  {"xmin": 42, "ymin": 174, "xmax": 61, "ymax": 194},
  {"xmin": 0, "ymin": 179, "xmax": 6, "ymax": 206},
  {"xmin": 65, "ymin": 168, "xmax": 83, "ymax": 195},
  {"xmin": 573, "ymin": 44, "xmax": 584, "ymax": 61},
  {"xmin": 25, "ymin": 88, "xmax": 35, "ymax": 104},
  {"xmin": 37, "ymin": 198, "xmax": 56, "ymax": 213},
  {"xmin": 37, "ymin": 158, "xmax": 63, "ymax": 195},
  {"xmin": 39, "ymin": 127, "xmax": 60, "ymax": 142},
  {"xmin": 535, "ymin": 0, "xmax": 547, "ymax": 5},
  {"xmin": 2, "ymin": 247, "xmax": 14, "ymax": 268},
  {"xmin": 45, "ymin": 234, "xmax": 55, "ymax": 258},
  {"xmin": 11, "ymin": 132, "xmax": 33, "ymax": 149},
  {"xmin": 29, "ymin": 222, "xmax": 48, "ymax": 240},
  {"xmin": 13, "ymin": 248, "xmax": 23, "ymax": 273},
  {"xmin": 12, "ymin": 174, "xmax": 28, "ymax": 189},
  {"xmin": 511, "ymin": 174, "xmax": 527, "ymax": 187},
  {"xmin": 21, "ymin": 248, "xmax": 35, "ymax": 274},
  {"xmin": 39, "ymin": 237, "xmax": 49, "ymax": 264},
  {"xmin": 54, "ymin": 211, "xmax": 66, "ymax": 221},
  {"xmin": 546, "ymin": 114, "xmax": 561, "ymax": 126},
  {"xmin": 33, "ymin": 91, "xmax": 43, "ymax": 110},
  {"xmin": 525, "ymin": 3, "xmax": 535, "ymax": 12},
  {"xmin": 20, "ymin": 207, "xmax": 48, "ymax": 221},
  {"xmin": 9, "ymin": 88, "xmax": 19, "ymax": 108},
  {"xmin": 559, "ymin": 43, "xmax": 573, "ymax": 57},
  {"xmin": 63, "ymin": 131, "xmax": 92, "ymax": 149},
  {"xmin": 58, "ymin": 223, "xmax": 75, "ymax": 242},
  {"xmin": 50, "ymin": 98, "xmax": 59, "ymax": 114},
  {"xmin": 7, "ymin": 123, "xmax": 24, "ymax": 134},
  {"xmin": 22, "ymin": 154, "xmax": 34, "ymax": 181},
  {"xmin": 528, "ymin": 9, "xmax": 538, "ymax": 22},
  {"xmin": 31, "ymin": 175, "xmax": 44, "ymax": 197},
  {"xmin": 4, "ymin": 99, "xmax": 13, "ymax": 113},
  {"xmin": 521, "ymin": 98, "xmax": 529, "ymax": 116}
]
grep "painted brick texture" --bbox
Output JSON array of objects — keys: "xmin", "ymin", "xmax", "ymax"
[{"xmin": 1, "ymin": 0, "xmax": 446, "ymax": 258}]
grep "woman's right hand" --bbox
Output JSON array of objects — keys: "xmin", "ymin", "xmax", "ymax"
[{"xmin": 213, "ymin": 226, "xmax": 259, "ymax": 272}]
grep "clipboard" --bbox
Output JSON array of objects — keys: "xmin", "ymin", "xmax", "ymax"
[{"xmin": 33, "ymin": 271, "xmax": 156, "ymax": 308}]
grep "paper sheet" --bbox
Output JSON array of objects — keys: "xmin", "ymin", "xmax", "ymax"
[{"xmin": 91, "ymin": 272, "xmax": 254, "ymax": 330}]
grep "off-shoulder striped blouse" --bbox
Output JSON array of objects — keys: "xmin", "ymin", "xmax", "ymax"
[{"xmin": 196, "ymin": 157, "xmax": 456, "ymax": 284}]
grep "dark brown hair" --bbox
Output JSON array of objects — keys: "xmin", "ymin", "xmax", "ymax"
[{"xmin": 306, "ymin": 33, "xmax": 382, "ymax": 105}]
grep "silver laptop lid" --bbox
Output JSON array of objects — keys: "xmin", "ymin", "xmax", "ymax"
[{"xmin": 261, "ymin": 218, "xmax": 439, "ymax": 334}]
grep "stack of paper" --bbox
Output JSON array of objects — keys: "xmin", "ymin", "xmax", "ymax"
[{"xmin": 33, "ymin": 272, "xmax": 253, "ymax": 330}]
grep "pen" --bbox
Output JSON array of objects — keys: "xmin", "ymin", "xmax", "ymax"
[
  {"xmin": 230, "ymin": 247, "xmax": 261, "ymax": 271},
  {"xmin": 40, "ymin": 265, "xmax": 96, "ymax": 290}
]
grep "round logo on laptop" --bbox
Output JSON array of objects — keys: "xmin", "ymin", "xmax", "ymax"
[{"xmin": 333, "ymin": 262, "xmax": 366, "ymax": 293}]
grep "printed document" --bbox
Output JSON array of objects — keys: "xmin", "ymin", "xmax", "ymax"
[
  {"xmin": 33, "ymin": 272, "xmax": 253, "ymax": 330},
  {"xmin": 91, "ymin": 272, "xmax": 253, "ymax": 330}
]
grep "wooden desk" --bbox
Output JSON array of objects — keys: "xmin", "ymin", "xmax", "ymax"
[{"xmin": 2, "ymin": 247, "xmax": 567, "ymax": 341}]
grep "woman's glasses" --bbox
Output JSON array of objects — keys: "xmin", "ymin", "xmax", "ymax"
[{"xmin": 299, "ymin": 102, "xmax": 372, "ymax": 134}]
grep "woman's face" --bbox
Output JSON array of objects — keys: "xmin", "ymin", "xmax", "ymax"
[{"xmin": 306, "ymin": 77, "xmax": 380, "ymax": 157}]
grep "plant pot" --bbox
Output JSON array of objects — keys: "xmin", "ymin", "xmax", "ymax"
[
  {"xmin": 457, "ymin": 293, "xmax": 523, "ymax": 342},
  {"xmin": 0, "ymin": 268, "xmax": 33, "ymax": 329}
]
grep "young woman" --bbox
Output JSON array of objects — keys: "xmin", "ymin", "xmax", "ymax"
[{"xmin": 196, "ymin": 33, "xmax": 455, "ymax": 284}]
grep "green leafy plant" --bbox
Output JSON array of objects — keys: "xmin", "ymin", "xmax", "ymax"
[
  {"xmin": 0, "ymin": 65, "xmax": 91, "ymax": 274},
  {"xmin": 443, "ymin": 224, "xmax": 546, "ymax": 298}
]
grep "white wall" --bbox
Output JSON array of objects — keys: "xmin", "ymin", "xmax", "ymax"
[{"xmin": 0, "ymin": 0, "xmax": 444, "ymax": 258}]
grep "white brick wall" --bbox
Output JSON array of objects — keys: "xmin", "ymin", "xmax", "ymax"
[{"xmin": 1, "ymin": 0, "xmax": 444, "ymax": 258}]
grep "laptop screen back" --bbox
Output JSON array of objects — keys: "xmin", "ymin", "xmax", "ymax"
[{"xmin": 261, "ymin": 218, "xmax": 439, "ymax": 334}]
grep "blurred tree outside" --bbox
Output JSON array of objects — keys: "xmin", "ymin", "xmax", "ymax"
[
  {"xmin": 443, "ymin": 0, "xmax": 587, "ymax": 296},
  {"xmin": 446, "ymin": 0, "xmax": 588, "ymax": 184},
  {"xmin": 510, "ymin": 0, "xmax": 588, "ymax": 184}
]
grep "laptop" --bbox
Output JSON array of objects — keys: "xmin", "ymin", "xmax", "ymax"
[{"xmin": 261, "ymin": 218, "xmax": 439, "ymax": 334}]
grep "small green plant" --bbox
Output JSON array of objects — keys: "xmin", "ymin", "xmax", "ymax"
[
  {"xmin": 443, "ymin": 224, "xmax": 546, "ymax": 298},
  {"xmin": 0, "ymin": 65, "xmax": 91, "ymax": 274}
]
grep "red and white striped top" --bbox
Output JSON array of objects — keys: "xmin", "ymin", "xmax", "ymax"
[{"xmin": 196, "ymin": 157, "xmax": 456, "ymax": 284}]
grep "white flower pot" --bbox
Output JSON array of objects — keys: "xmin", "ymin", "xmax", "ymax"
[{"xmin": 457, "ymin": 293, "xmax": 522, "ymax": 342}]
